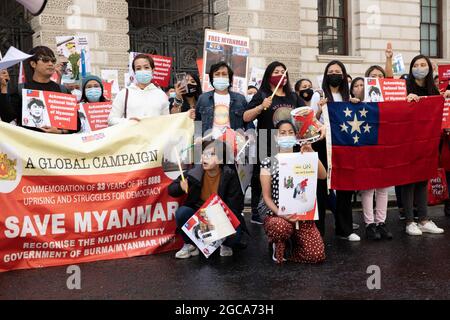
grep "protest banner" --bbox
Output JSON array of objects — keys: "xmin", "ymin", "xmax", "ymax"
[
  {"xmin": 277, "ymin": 153, "xmax": 319, "ymax": 221},
  {"xmin": 202, "ymin": 30, "xmax": 250, "ymax": 95},
  {"xmin": 443, "ymin": 98, "xmax": 450, "ymax": 129},
  {"xmin": 101, "ymin": 69, "xmax": 120, "ymax": 94},
  {"xmin": 364, "ymin": 78, "xmax": 407, "ymax": 102},
  {"xmin": 22, "ymin": 89, "xmax": 78, "ymax": 130},
  {"xmin": 129, "ymin": 52, "xmax": 173, "ymax": 88},
  {"xmin": 78, "ymin": 102, "xmax": 113, "ymax": 133},
  {"xmin": 182, "ymin": 194, "xmax": 240, "ymax": 258},
  {"xmin": 0, "ymin": 112, "xmax": 194, "ymax": 272},
  {"xmin": 438, "ymin": 65, "xmax": 450, "ymax": 93},
  {"xmin": 56, "ymin": 36, "xmax": 91, "ymax": 83}
]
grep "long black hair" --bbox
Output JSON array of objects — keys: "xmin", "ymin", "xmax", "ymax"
[
  {"xmin": 322, "ymin": 60, "xmax": 350, "ymax": 102},
  {"xmin": 260, "ymin": 61, "xmax": 293, "ymax": 96},
  {"xmin": 209, "ymin": 62, "xmax": 233, "ymax": 88},
  {"xmin": 185, "ymin": 72, "xmax": 202, "ymax": 101},
  {"xmin": 407, "ymin": 54, "xmax": 439, "ymax": 96}
]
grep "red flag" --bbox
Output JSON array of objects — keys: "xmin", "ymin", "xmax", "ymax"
[{"xmin": 328, "ymin": 96, "xmax": 444, "ymax": 190}]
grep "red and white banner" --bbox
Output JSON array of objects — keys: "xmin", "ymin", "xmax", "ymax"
[
  {"xmin": 364, "ymin": 78, "xmax": 407, "ymax": 102},
  {"xmin": 438, "ymin": 65, "xmax": 450, "ymax": 93},
  {"xmin": 22, "ymin": 89, "xmax": 78, "ymax": 130},
  {"xmin": 0, "ymin": 112, "xmax": 194, "ymax": 272},
  {"xmin": 443, "ymin": 98, "xmax": 450, "ymax": 129}
]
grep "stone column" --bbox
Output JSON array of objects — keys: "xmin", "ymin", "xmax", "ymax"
[{"xmin": 29, "ymin": 0, "xmax": 130, "ymax": 85}]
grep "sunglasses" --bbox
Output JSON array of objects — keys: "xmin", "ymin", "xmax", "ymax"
[{"xmin": 37, "ymin": 56, "xmax": 57, "ymax": 64}]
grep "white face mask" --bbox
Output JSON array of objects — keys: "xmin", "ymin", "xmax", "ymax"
[{"xmin": 72, "ymin": 89, "xmax": 82, "ymax": 102}]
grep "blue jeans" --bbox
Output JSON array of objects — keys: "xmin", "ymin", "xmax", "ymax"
[{"xmin": 175, "ymin": 206, "xmax": 242, "ymax": 247}]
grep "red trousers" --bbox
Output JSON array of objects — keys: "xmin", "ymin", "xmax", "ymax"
[{"xmin": 264, "ymin": 216, "xmax": 325, "ymax": 264}]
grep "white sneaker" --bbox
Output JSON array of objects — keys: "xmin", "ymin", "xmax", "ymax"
[
  {"xmin": 418, "ymin": 221, "xmax": 444, "ymax": 234},
  {"xmin": 406, "ymin": 222, "xmax": 422, "ymax": 236},
  {"xmin": 338, "ymin": 233, "xmax": 360, "ymax": 242},
  {"xmin": 220, "ymin": 245, "xmax": 233, "ymax": 257},
  {"xmin": 175, "ymin": 244, "xmax": 199, "ymax": 259}
]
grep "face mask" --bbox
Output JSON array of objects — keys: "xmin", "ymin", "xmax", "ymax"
[
  {"xmin": 213, "ymin": 78, "xmax": 230, "ymax": 91},
  {"xmin": 276, "ymin": 136, "xmax": 298, "ymax": 149},
  {"xmin": 185, "ymin": 84, "xmax": 198, "ymax": 97},
  {"xmin": 270, "ymin": 75, "xmax": 287, "ymax": 87},
  {"xmin": 169, "ymin": 92, "xmax": 176, "ymax": 99},
  {"xmin": 412, "ymin": 67, "xmax": 429, "ymax": 80},
  {"xmin": 85, "ymin": 87, "xmax": 102, "ymax": 103},
  {"xmin": 72, "ymin": 89, "xmax": 82, "ymax": 102},
  {"xmin": 299, "ymin": 88, "xmax": 314, "ymax": 102},
  {"xmin": 327, "ymin": 74, "xmax": 344, "ymax": 88},
  {"xmin": 246, "ymin": 94, "xmax": 254, "ymax": 103},
  {"xmin": 135, "ymin": 70, "xmax": 153, "ymax": 85}
]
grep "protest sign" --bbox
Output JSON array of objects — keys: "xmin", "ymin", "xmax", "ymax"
[
  {"xmin": 78, "ymin": 102, "xmax": 113, "ymax": 133},
  {"xmin": 129, "ymin": 53, "xmax": 173, "ymax": 88},
  {"xmin": 22, "ymin": 89, "xmax": 78, "ymax": 130},
  {"xmin": 248, "ymin": 67, "xmax": 265, "ymax": 88},
  {"xmin": 0, "ymin": 46, "xmax": 33, "ymax": 70},
  {"xmin": 102, "ymin": 81, "xmax": 112, "ymax": 101},
  {"xmin": 0, "ymin": 112, "xmax": 194, "ymax": 272},
  {"xmin": 438, "ymin": 65, "xmax": 450, "ymax": 93},
  {"xmin": 364, "ymin": 78, "xmax": 407, "ymax": 102},
  {"xmin": 278, "ymin": 153, "xmax": 319, "ymax": 221},
  {"xmin": 182, "ymin": 194, "xmax": 240, "ymax": 258},
  {"xmin": 392, "ymin": 53, "xmax": 406, "ymax": 75},
  {"xmin": 101, "ymin": 70, "xmax": 120, "ymax": 94},
  {"xmin": 56, "ymin": 36, "xmax": 91, "ymax": 83},
  {"xmin": 443, "ymin": 98, "xmax": 450, "ymax": 129},
  {"xmin": 202, "ymin": 30, "xmax": 250, "ymax": 95}
]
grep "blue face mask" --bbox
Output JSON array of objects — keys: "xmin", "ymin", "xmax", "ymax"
[
  {"xmin": 412, "ymin": 67, "xmax": 429, "ymax": 80},
  {"xmin": 135, "ymin": 70, "xmax": 153, "ymax": 85},
  {"xmin": 213, "ymin": 77, "xmax": 230, "ymax": 91},
  {"xmin": 85, "ymin": 87, "xmax": 102, "ymax": 102},
  {"xmin": 276, "ymin": 136, "xmax": 298, "ymax": 149}
]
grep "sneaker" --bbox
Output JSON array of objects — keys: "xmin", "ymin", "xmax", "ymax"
[
  {"xmin": 338, "ymin": 233, "xmax": 361, "ymax": 242},
  {"xmin": 406, "ymin": 222, "xmax": 422, "ymax": 236},
  {"xmin": 366, "ymin": 223, "xmax": 381, "ymax": 241},
  {"xmin": 376, "ymin": 223, "xmax": 393, "ymax": 240},
  {"xmin": 220, "ymin": 245, "xmax": 233, "ymax": 257},
  {"xmin": 175, "ymin": 244, "xmax": 199, "ymax": 259},
  {"xmin": 353, "ymin": 223, "xmax": 360, "ymax": 230},
  {"xmin": 399, "ymin": 209, "xmax": 406, "ymax": 221},
  {"xmin": 418, "ymin": 221, "xmax": 445, "ymax": 234},
  {"xmin": 272, "ymin": 243, "xmax": 287, "ymax": 263},
  {"xmin": 250, "ymin": 214, "xmax": 264, "ymax": 225}
]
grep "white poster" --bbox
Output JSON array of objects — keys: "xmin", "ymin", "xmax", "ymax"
[
  {"xmin": 278, "ymin": 152, "xmax": 319, "ymax": 221},
  {"xmin": 56, "ymin": 36, "xmax": 92, "ymax": 84},
  {"xmin": 248, "ymin": 67, "xmax": 265, "ymax": 88}
]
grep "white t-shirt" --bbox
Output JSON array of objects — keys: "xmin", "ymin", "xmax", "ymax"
[
  {"xmin": 311, "ymin": 91, "xmax": 343, "ymax": 124},
  {"xmin": 212, "ymin": 92, "xmax": 231, "ymax": 137}
]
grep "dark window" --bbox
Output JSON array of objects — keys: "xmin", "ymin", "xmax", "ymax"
[
  {"xmin": 318, "ymin": 0, "xmax": 348, "ymax": 55},
  {"xmin": 420, "ymin": 0, "xmax": 442, "ymax": 58}
]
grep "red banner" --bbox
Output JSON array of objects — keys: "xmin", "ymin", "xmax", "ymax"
[
  {"xmin": 379, "ymin": 78, "xmax": 407, "ymax": 101},
  {"xmin": 444, "ymin": 98, "xmax": 450, "ymax": 129},
  {"xmin": 102, "ymin": 81, "xmax": 112, "ymax": 101},
  {"xmin": 438, "ymin": 65, "xmax": 450, "ymax": 93},
  {"xmin": 79, "ymin": 102, "xmax": 113, "ymax": 132}
]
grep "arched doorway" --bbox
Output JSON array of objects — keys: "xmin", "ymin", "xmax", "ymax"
[
  {"xmin": 0, "ymin": 1, "xmax": 33, "ymax": 90},
  {"xmin": 127, "ymin": 0, "xmax": 215, "ymax": 84}
]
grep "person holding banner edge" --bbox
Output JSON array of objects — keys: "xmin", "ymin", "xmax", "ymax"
[{"xmin": 168, "ymin": 139, "xmax": 246, "ymax": 259}]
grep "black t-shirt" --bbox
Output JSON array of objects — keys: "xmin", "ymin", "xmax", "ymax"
[{"xmin": 247, "ymin": 90, "xmax": 305, "ymax": 158}]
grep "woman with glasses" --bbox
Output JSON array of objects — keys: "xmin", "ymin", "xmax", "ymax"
[{"xmin": 0, "ymin": 46, "xmax": 81, "ymax": 133}]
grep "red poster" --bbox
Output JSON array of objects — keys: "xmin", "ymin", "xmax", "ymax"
[
  {"xmin": 379, "ymin": 78, "xmax": 407, "ymax": 101},
  {"xmin": 150, "ymin": 55, "xmax": 172, "ymax": 88},
  {"xmin": 79, "ymin": 102, "xmax": 113, "ymax": 132},
  {"xmin": 438, "ymin": 65, "xmax": 450, "ymax": 93},
  {"xmin": 102, "ymin": 81, "xmax": 112, "ymax": 101},
  {"xmin": 22, "ymin": 89, "xmax": 78, "ymax": 130},
  {"xmin": 197, "ymin": 58, "xmax": 204, "ymax": 82},
  {"xmin": 443, "ymin": 98, "xmax": 450, "ymax": 129}
]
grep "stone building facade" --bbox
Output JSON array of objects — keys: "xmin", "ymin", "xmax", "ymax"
[{"xmin": 14, "ymin": 0, "xmax": 450, "ymax": 87}]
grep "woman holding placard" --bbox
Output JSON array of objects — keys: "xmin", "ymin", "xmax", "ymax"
[
  {"xmin": 260, "ymin": 120, "xmax": 326, "ymax": 264},
  {"xmin": 80, "ymin": 75, "xmax": 109, "ymax": 104}
]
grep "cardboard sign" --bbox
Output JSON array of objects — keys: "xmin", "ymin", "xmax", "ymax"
[
  {"xmin": 78, "ymin": 102, "xmax": 113, "ymax": 133},
  {"xmin": 129, "ymin": 53, "xmax": 173, "ymax": 88},
  {"xmin": 438, "ymin": 65, "xmax": 450, "ymax": 93},
  {"xmin": 22, "ymin": 89, "xmax": 78, "ymax": 130},
  {"xmin": 364, "ymin": 78, "xmax": 407, "ymax": 102},
  {"xmin": 278, "ymin": 153, "xmax": 319, "ymax": 221}
]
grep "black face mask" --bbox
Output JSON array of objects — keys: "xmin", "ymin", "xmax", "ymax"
[
  {"xmin": 184, "ymin": 84, "xmax": 198, "ymax": 97},
  {"xmin": 327, "ymin": 74, "xmax": 344, "ymax": 88},
  {"xmin": 299, "ymin": 88, "xmax": 314, "ymax": 102}
]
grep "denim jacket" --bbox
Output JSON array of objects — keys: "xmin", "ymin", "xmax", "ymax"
[{"xmin": 195, "ymin": 90, "xmax": 250, "ymax": 134}]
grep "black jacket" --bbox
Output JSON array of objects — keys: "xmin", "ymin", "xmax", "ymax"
[{"xmin": 168, "ymin": 165, "xmax": 247, "ymax": 232}]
